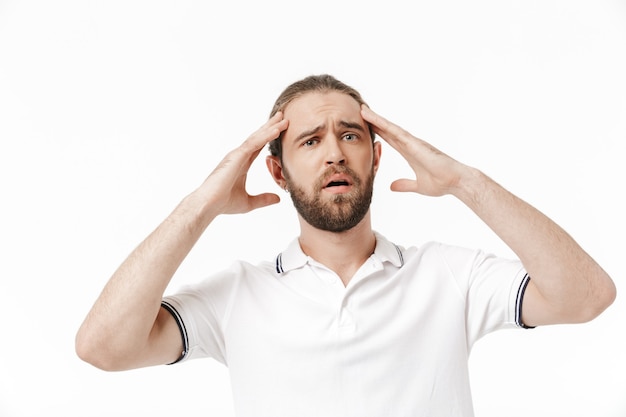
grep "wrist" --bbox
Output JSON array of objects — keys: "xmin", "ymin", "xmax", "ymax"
[
  {"xmin": 177, "ymin": 187, "xmax": 222, "ymax": 230},
  {"xmin": 452, "ymin": 166, "xmax": 491, "ymax": 207}
]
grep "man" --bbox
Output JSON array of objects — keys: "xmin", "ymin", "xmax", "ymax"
[{"xmin": 76, "ymin": 74, "xmax": 616, "ymax": 416}]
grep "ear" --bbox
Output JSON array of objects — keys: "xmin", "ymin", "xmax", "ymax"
[
  {"xmin": 372, "ymin": 141, "xmax": 382, "ymax": 174},
  {"xmin": 266, "ymin": 155, "xmax": 287, "ymax": 189}
]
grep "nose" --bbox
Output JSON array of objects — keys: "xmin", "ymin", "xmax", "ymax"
[{"xmin": 325, "ymin": 137, "xmax": 346, "ymax": 166}]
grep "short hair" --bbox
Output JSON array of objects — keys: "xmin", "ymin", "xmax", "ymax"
[{"xmin": 268, "ymin": 74, "xmax": 375, "ymax": 158}]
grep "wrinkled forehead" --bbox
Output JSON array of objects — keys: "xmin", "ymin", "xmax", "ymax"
[
  {"xmin": 283, "ymin": 91, "xmax": 362, "ymax": 117},
  {"xmin": 282, "ymin": 91, "xmax": 365, "ymax": 137}
]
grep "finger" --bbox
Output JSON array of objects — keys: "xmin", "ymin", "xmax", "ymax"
[
  {"xmin": 360, "ymin": 105, "xmax": 386, "ymax": 128},
  {"xmin": 248, "ymin": 193, "xmax": 280, "ymax": 211},
  {"xmin": 360, "ymin": 105, "xmax": 409, "ymax": 150},
  {"xmin": 390, "ymin": 178, "xmax": 417, "ymax": 193},
  {"xmin": 228, "ymin": 113, "xmax": 288, "ymax": 175},
  {"xmin": 360, "ymin": 105, "xmax": 404, "ymax": 136},
  {"xmin": 243, "ymin": 112, "xmax": 289, "ymax": 152}
]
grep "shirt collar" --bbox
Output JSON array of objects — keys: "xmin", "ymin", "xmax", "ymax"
[
  {"xmin": 372, "ymin": 231, "xmax": 405, "ymax": 268},
  {"xmin": 275, "ymin": 231, "xmax": 404, "ymax": 274},
  {"xmin": 275, "ymin": 238, "xmax": 308, "ymax": 274}
]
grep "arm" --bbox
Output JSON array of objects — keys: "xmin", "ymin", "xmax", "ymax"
[
  {"xmin": 75, "ymin": 113, "xmax": 289, "ymax": 371},
  {"xmin": 361, "ymin": 106, "xmax": 616, "ymax": 327}
]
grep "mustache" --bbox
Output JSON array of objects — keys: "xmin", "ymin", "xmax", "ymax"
[{"xmin": 315, "ymin": 165, "xmax": 362, "ymax": 190}]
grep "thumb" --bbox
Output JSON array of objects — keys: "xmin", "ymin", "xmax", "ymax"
[
  {"xmin": 248, "ymin": 193, "xmax": 281, "ymax": 211},
  {"xmin": 390, "ymin": 179, "xmax": 417, "ymax": 193}
]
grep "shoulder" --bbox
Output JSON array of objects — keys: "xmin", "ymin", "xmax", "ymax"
[
  {"xmin": 392, "ymin": 238, "xmax": 482, "ymax": 266},
  {"xmin": 166, "ymin": 259, "xmax": 278, "ymax": 298},
  {"xmin": 396, "ymin": 239, "xmax": 521, "ymax": 284}
]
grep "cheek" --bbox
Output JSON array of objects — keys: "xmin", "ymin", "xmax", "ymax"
[
  {"xmin": 356, "ymin": 148, "xmax": 377, "ymax": 172},
  {"xmin": 282, "ymin": 157, "xmax": 311, "ymax": 184},
  {"xmin": 284, "ymin": 151, "xmax": 319, "ymax": 174}
]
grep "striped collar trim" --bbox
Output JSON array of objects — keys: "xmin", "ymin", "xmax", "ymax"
[{"xmin": 275, "ymin": 231, "xmax": 405, "ymax": 274}]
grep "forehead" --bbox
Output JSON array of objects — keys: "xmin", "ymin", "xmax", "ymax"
[{"xmin": 282, "ymin": 91, "xmax": 363, "ymax": 133}]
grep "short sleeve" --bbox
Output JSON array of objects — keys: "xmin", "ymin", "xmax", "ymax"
[
  {"xmin": 436, "ymin": 244, "xmax": 533, "ymax": 348},
  {"xmin": 467, "ymin": 250, "xmax": 532, "ymax": 345},
  {"xmin": 161, "ymin": 268, "xmax": 241, "ymax": 365}
]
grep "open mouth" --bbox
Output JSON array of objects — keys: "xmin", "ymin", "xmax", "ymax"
[
  {"xmin": 325, "ymin": 180, "xmax": 350, "ymax": 188},
  {"xmin": 322, "ymin": 173, "xmax": 354, "ymax": 193}
]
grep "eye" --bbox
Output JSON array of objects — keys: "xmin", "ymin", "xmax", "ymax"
[
  {"xmin": 343, "ymin": 133, "xmax": 358, "ymax": 142},
  {"xmin": 302, "ymin": 138, "xmax": 318, "ymax": 147}
]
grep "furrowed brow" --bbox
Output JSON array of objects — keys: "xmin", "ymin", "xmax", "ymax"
[
  {"xmin": 338, "ymin": 120, "xmax": 365, "ymax": 132},
  {"xmin": 294, "ymin": 124, "xmax": 325, "ymax": 142},
  {"xmin": 292, "ymin": 121, "xmax": 364, "ymax": 143}
]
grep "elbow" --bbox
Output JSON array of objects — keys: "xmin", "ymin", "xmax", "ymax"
[
  {"xmin": 75, "ymin": 328, "xmax": 128, "ymax": 372},
  {"xmin": 577, "ymin": 271, "xmax": 617, "ymax": 323},
  {"xmin": 596, "ymin": 274, "xmax": 617, "ymax": 317},
  {"xmin": 75, "ymin": 333, "xmax": 111, "ymax": 371}
]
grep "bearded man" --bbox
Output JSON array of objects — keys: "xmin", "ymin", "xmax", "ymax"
[{"xmin": 76, "ymin": 74, "xmax": 615, "ymax": 417}]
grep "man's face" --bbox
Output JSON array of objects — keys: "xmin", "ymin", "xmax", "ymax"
[{"xmin": 271, "ymin": 91, "xmax": 381, "ymax": 232}]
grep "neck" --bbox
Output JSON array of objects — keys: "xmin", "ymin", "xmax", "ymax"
[{"xmin": 297, "ymin": 212, "xmax": 376, "ymax": 286}]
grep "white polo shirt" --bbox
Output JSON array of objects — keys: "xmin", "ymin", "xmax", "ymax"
[{"xmin": 162, "ymin": 232, "xmax": 531, "ymax": 417}]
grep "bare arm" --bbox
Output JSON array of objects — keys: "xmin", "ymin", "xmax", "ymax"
[
  {"xmin": 361, "ymin": 106, "xmax": 616, "ymax": 326},
  {"xmin": 75, "ymin": 113, "xmax": 289, "ymax": 371}
]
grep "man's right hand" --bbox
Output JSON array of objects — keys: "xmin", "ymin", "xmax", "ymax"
[{"xmin": 196, "ymin": 111, "xmax": 289, "ymax": 216}]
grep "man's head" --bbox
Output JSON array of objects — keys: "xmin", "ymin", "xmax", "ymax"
[
  {"xmin": 265, "ymin": 74, "xmax": 381, "ymax": 233},
  {"xmin": 268, "ymin": 74, "xmax": 375, "ymax": 160}
]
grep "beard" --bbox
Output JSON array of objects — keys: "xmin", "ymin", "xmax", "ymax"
[{"xmin": 285, "ymin": 165, "xmax": 375, "ymax": 233}]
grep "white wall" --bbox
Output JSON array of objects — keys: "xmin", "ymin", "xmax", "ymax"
[{"xmin": 1, "ymin": 1, "xmax": 625, "ymax": 415}]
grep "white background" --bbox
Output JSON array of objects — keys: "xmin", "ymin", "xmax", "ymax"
[{"xmin": 1, "ymin": 1, "xmax": 625, "ymax": 416}]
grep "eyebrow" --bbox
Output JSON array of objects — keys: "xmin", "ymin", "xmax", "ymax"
[
  {"xmin": 293, "ymin": 120, "xmax": 365, "ymax": 143},
  {"xmin": 294, "ymin": 124, "xmax": 324, "ymax": 143},
  {"xmin": 338, "ymin": 120, "xmax": 366, "ymax": 132}
]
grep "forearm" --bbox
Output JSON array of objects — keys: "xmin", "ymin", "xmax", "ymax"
[
  {"xmin": 454, "ymin": 167, "xmax": 615, "ymax": 323},
  {"xmin": 454, "ymin": 168, "xmax": 569, "ymax": 274},
  {"xmin": 76, "ymin": 112, "xmax": 287, "ymax": 369},
  {"xmin": 76, "ymin": 187, "xmax": 220, "ymax": 366}
]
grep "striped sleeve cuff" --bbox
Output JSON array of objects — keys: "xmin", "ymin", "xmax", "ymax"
[
  {"xmin": 515, "ymin": 274, "xmax": 536, "ymax": 329},
  {"xmin": 161, "ymin": 300, "xmax": 189, "ymax": 365}
]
